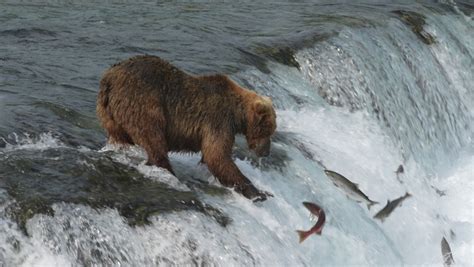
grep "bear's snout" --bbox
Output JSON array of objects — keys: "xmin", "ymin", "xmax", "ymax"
[{"xmin": 255, "ymin": 139, "xmax": 271, "ymax": 157}]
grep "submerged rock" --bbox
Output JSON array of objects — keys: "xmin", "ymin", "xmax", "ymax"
[
  {"xmin": 255, "ymin": 46, "xmax": 300, "ymax": 69},
  {"xmin": 1, "ymin": 147, "xmax": 230, "ymax": 235},
  {"xmin": 237, "ymin": 47, "xmax": 272, "ymax": 74},
  {"xmin": 7, "ymin": 198, "xmax": 55, "ymax": 234},
  {"xmin": 193, "ymin": 182, "xmax": 231, "ymax": 197},
  {"xmin": 391, "ymin": 10, "xmax": 436, "ymax": 45}
]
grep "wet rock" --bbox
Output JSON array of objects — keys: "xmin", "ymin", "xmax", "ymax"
[
  {"xmin": 1, "ymin": 147, "xmax": 231, "ymax": 234},
  {"xmin": 237, "ymin": 47, "xmax": 271, "ymax": 74},
  {"xmin": 271, "ymin": 131, "xmax": 315, "ymax": 161},
  {"xmin": 201, "ymin": 204, "xmax": 231, "ymax": 227},
  {"xmin": 7, "ymin": 236, "xmax": 21, "ymax": 252},
  {"xmin": 288, "ymin": 94, "xmax": 307, "ymax": 106},
  {"xmin": 7, "ymin": 198, "xmax": 55, "ymax": 234},
  {"xmin": 457, "ymin": 1, "xmax": 474, "ymax": 16},
  {"xmin": 391, "ymin": 10, "xmax": 436, "ymax": 45},
  {"xmin": 255, "ymin": 46, "xmax": 300, "ymax": 69},
  {"xmin": 192, "ymin": 182, "xmax": 231, "ymax": 197}
]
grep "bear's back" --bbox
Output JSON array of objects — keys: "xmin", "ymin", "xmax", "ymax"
[
  {"xmin": 109, "ymin": 55, "xmax": 189, "ymax": 96},
  {"xmin": 107, "ymin": 55, "xmax": 245, "ymax": 98}
]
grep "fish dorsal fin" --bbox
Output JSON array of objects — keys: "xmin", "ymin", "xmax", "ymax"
[{"xmin": 386, "ymin": 200, "xmax": 391, "ymax": 205}]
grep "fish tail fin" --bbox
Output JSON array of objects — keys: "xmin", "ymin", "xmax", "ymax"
[
  {"xmin": 296, "ymin": 230, "xmax": 310, "ymax": 243},
  {"xmin": 367, "ymin": 201, "xmax": 379, "ymax": 211},
  {"xmin": 405, "ymin": 192, "xmax": 412, "ymax": 197}
]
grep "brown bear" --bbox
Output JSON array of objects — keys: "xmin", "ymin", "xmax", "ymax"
[{"xmin": 97, "ymin": 55, "xmax": 276, "ymax": 201}]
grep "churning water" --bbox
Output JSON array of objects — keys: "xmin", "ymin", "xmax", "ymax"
[{"xmin": 0, "ymin": 1, "xmax": 472, "ymax": 266}]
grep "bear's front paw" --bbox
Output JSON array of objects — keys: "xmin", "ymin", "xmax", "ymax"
[
  {"xmin": 252, "ymin": 190, "xmax": 274, "ymax": 203},
  {"xmin": 237, "ymin": 183, "xmax": 273, "ymax": 202}
]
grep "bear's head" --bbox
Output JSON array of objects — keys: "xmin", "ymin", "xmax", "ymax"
[{"xmin": 246, "ymin": 96, "xmax": 277, "ymax": 157}]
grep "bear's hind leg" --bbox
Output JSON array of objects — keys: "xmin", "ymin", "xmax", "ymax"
[
  {"xmin": 138, "ymin": 129, "xmax": 174, "ymax": 175},
  {"xmin": 107, "ymin": 123, "xmax": 134, "ymax": 145}
]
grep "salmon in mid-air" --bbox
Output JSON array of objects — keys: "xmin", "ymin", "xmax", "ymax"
[
  {"xmin": 373, "ymin": 192, "xmax": 411, "ymax": 222},
  {"xmin": 395, "ymin": 164, "xmax": 404, "ymax": 183},
  {"xmin": 296, "ymin": 202, "xmax": 326, "ymax": 243},
  {"xmin": 395, "ymin": 165, "xmax": 404, "ymax": 175},
  {"xmin": 324, "ymin": 170, "xmax": 379, "ymax": 210},
  {"xmin": 441, "ymin": 237, "xmax": 454, "ymax": 266}
]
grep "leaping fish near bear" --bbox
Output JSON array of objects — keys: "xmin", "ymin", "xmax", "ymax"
[
  {"xmin": 395, "ymin": 164, "xmax": 404, "ymax": 175},
  {"xmin": 373, "ymin": 192, "xmax": 411, "ymax": 222},
  {"xmin": 296, "ymin": 202, "xmax": 326, "ymax": 243},
  {"xmin": 324, "ymin": 170, "xmax": 378, "ymax": 210},
  {"xmin": 441, "ymin": 237, "xmax": 454, "ymax": 266},
  {"xmin": 395, "ymin": 164, "xmax": 404, "ymax": 183}
]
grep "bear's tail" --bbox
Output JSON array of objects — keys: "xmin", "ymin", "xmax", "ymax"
[
  {"xmin": 96, "ymin": 76, "xmax": 134, "ymax": 146},
  {"xmin": 96, "ymin": 77, "xmax": 114, "ymax": 124}
]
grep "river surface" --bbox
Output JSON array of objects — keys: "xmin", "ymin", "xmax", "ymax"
[{"xmin": 0, "ymin": 1, "xmax": 473, "ymax": 266}]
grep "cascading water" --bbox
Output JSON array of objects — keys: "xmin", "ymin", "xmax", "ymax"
[
  {"xmin": 0, "ymin": 1, "xmax": 472, "ymax": 266},
  {"xmin": 296, "ymin": 14, "xmax": 472, "ymax": 172}
]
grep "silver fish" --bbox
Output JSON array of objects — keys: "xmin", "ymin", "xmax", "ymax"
[
  {"xmin": 441, "ymin": 237, "xmax": 454, "ymax": 266},
  {"xmin": 373, "ymin": 192, "xmax": 411, "ymax": 222},
  {"xmin": 324, "ymin": 170, "xmax": 379, "ymax": 210},
  {"xmin": 431, "ymin": 185, "xmax": 446, "ymax": 197},
  {"xmin": 395, "ymin": 165, "xmax": 404, "ymax": 175},
  {"xmin": 395, "ymin": 164, "xmax": 404, "ymax": 183}
]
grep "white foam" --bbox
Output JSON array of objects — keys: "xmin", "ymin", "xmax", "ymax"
[
  {"xmin": 103, "ymin": 144, "xmax": 191, "ymax": 191},
  {"xmin": 1, "ymin": 132, "xmax": 65, "ymax": 152},
  {"xmin": 20, "ymin": 203, "xmax": 260, "ymax": 266},
  {"xmin": 432, "ymin": 155, "xmax": 474, "ymax": 266},
  {"xmin": 277, "ymin": 107, "xmax": 406, "ymax": 201},
  {"xmin": 135, "ymin": 163, "xmax": 190, "ymax": 191},
  {"xmin": 0, "ymin": 191, "xmax": 72, "ymax": 267}
]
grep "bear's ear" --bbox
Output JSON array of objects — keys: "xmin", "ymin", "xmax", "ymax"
[{"xmin": 253, "ymin": 97, "xmax": 273, "ymax": 117}]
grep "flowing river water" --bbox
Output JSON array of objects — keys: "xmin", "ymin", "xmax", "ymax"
[{"xmin": 0, "ymin": 1, "xmax": 473, "ymax": 266}]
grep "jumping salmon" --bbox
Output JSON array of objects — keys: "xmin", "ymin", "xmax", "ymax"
[
  {"xmin": 441, "ymin": 237, "xmax": 454, "ymax": 266},
  {"xmin": 373, "ymin": 192, "xmax": 411, "ymax": 222},
  {"xmin": 395, "ymin": 165, "xmax": 404, "ymax": 175},
  {"xmin": 296, "ymin": 202, "xmax": 326, "ymax": 243},
  {"xmin": 324, "ymin": 170, "xmax": 378, "ymax": 210},
  {"xmin": 395, "ymin": 164, "xmax": 404, "ymax": 183}
]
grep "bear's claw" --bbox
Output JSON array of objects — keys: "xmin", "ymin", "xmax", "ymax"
[
  {"xmin": 237, "ymin": 183, "xmax": 273, "ymax": 202},
  {"xmin": 252, "ymin": 191, "xmax": 274, "ymax": 202}
]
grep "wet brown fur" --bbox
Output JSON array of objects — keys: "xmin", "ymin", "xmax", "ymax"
[{"xmin": 97, "ymin": 55, "xmax": 276, "ymax": 200}]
